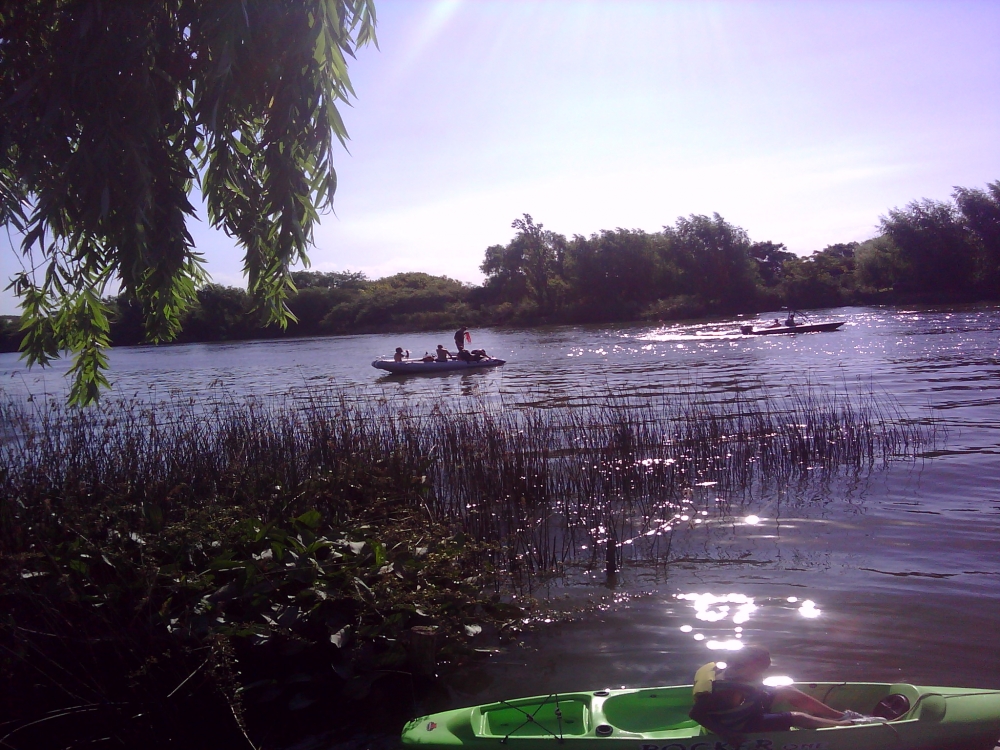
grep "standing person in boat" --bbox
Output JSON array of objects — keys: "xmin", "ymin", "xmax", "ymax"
[
  {"xmin": 454, "ymin": 326, "xmax": 471, "ymax": 351},
  {"xmin": 435, "ymin": 344, "xmax": 452, "ymax": 362},
  {"xmin": 689, "ymin": 645, "xmax": 884, "ymax": 747}
]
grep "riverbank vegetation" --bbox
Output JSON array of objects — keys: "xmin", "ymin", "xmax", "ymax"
[
  {"xmin": 1, "ymin": 383, "xmax": 931, "ymax": 746},
  {"xmin": 5, "ymin": 179, "xmax": 995, "ymax": 355}
]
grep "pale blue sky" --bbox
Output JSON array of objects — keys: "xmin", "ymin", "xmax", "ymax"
[{"xmin": 3, "ymin": 0, "xmax": 999, "ymax": 314}]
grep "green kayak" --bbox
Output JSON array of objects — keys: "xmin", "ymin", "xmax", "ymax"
[{"xmin": 401, "ymin": 682, "xmax": 1000, "ymax": 750}]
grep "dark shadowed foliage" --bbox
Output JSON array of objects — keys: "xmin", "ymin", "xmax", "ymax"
[
  {"xmin": 881, "ymin": 199, "xmax": 978, "ymax": 301},
  {"xmin": 780, "ymin": 243, "xmax": 857, "ymax": 309},
  {"xmin": 853, "ymin": 235, "xmax": 906, "ymax": 297},
  {"xmin": 564, "ymin": 229, "xmax": 671, "ymax": 322},
  {"xmin": 0, "ymin": 315, "xmax": 23, "ymax": 353},
  {"xmin": 750, "ymin": 241, "xmax": 796, "ymax": 288},
  {"xmin": 664, "ymin": 214, "xmax": 761, "ymax": 313},
  {"xmin": 953, "ymin": 181, "xmax": 1000, "ymax": 296},
  {"xmin": 320, "ymin": 272, "xmax": 475, "ymax": 333}
]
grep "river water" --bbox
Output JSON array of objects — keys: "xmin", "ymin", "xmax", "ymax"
[{"xmin": 2, "ymin": 305, "xmax": 999, "ymax": 726}]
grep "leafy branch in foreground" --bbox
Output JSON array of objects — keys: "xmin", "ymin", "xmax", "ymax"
[{"xmin": 0, "ymin": 0, "xmax": 377, "ymax": 404}]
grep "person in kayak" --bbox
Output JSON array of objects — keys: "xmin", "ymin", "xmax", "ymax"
[
  {"xmin": 689, "ymin": 645, "xmax": 884, "ymax": 746},
  {"xmin": 454, "ymin": 326, "xmax": 470, "ymax": 351},
  {"xmin": 435, "ymin": 344, "xmax": 452, "ymax": 362}
]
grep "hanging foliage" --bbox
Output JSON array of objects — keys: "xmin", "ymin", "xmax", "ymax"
[{"xmin": 0, "ymin": 0, "xmax": 377, "ymax": 403}]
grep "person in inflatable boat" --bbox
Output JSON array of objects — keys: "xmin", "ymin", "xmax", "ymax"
[{"xmin": 689, "ymin": 645, "xmax": 885, "ymax": 747}]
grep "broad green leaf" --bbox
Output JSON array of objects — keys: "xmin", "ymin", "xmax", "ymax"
[{"xmin": 296, "ymin": 509, "xmax": 322, "ymax": 529}]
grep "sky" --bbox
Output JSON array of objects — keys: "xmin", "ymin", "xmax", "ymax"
[{"xmin": 3, "ymin": 0, "xmax": 1000, "ymax": 314}]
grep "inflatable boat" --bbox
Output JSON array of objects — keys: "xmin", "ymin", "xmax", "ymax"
[{"xmin": 372, "ymin": 358, "xmax": 505, "ymax": 374}]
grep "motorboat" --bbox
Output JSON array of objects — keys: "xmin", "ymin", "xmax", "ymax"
[{"xmin": 740, "ymin": 320, "xmax": 845, "ymax": 335}]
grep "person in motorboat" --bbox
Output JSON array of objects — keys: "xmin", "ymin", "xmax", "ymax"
[
  {"xmin": 435, "ymin": 344, "xmax": 452, "ymax": 362},
  {"xmin": 393, "ymin": 347, "xmax": 410, "ymax": 362},
  {"xmin": 457, "ymin": 348, "xmax": 474, "ymax": 362},
  {"xmin": 784, "ymin": 312, "xmax": 797, "ymax": 326},
  {"xmin": 454, "ymin": 326, "xmax": 470, "ymax": 351},
  {"xmin": 767, "ymin": 319, "xmax": 782, "ymax": 328},
  {"xmin": 689, "ymin": 645, "xmax": 885, "ymax": 748},
  {"xmin": 469, "ymin": 348, "xmax": 490, "ymax": 361}
]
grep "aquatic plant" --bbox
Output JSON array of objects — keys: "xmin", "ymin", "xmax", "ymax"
[{"xmin": 419, "ymin": 381, "xmax": 928, "ymax": 579}]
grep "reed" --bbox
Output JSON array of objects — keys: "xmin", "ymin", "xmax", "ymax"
[
  {"xmin": 414, "ymin": 381, "xmax": 928, "ymax": 579},
  {"xmin": 2, "ymin": 381, "xmax": 929, "ymax": 577}
]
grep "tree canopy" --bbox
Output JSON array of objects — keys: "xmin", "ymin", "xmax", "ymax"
[
  {"xmin": 1, "ymin": 0, "xmax": 377, "ymax": 403},
  {"xmin": 478, "ymin": 212, "xmax": 768, "ymax": 323}
]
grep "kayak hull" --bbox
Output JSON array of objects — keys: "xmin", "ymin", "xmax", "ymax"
[
  {"xmin": 372, "ymin": 358, "xmax": 505, "ymax": 374},
  {"xmin": 741, "ymin": 321, "xmax": 845, "ymax": 335},
  {"xmin": 401, "ymin": 682, "xmax": 1000, "ymax": 750}
]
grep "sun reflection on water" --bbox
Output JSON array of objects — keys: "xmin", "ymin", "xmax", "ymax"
[
  {"xmin": 678, "ymin": 592, "xmax": 758, "ymax": 625},
  {"xmin": 707, "ymin": 639, "xmax": 743, "ymax": 650},
  {"xmin": 676, "ymin": 590, "xmax": 824, "ymax": 655},
  {"xmin": 798, "ymin": 600, "xmax": 821, "ymax": 618}
]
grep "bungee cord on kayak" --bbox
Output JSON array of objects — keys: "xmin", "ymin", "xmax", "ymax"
[{"xmin": 494, "ymin": 693, "xmax": 568, "ymax": 744}]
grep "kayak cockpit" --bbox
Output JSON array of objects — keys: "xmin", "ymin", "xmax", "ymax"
[
  {"xmin": 601, "ymin": 688, "xmax": 701, "ymax": 733},
  {"xmin": 475, "ymin": 688, "xmax": 702, "ymax": 740},
  {"xmin": 477, "ymin": 694, "xmax": 592, "ymax": 738}
]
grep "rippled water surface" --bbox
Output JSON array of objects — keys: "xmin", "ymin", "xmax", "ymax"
[{"xmin": 3, "ymin": 305, "xmax": 999, "ymax": 709}]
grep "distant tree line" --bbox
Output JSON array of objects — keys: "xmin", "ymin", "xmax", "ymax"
[
  {"xmin": 478, "ymin": 179, "xmax": 1000, "ymax": 322},
  {"xmin": 97, "ymin": 270, "xmax": 479, "ymax": 348},
  {"xmin": 2, "ymin": 180, "xmax": 997, "ymax": 353}
]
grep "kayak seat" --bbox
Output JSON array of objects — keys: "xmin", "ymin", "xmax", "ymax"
[
  {"xmin": 601, "ymin": 691, "xmax": 700, "ymax": 733},
  {"xmin": 881, "ymin": 684, "xmax": 921, "ymax": 720},
  {"xmin": 788, "ymin": 682, "xmax": 920, "ymax": 717}
]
